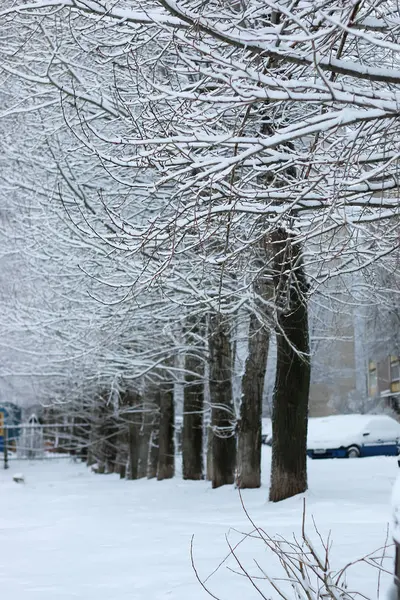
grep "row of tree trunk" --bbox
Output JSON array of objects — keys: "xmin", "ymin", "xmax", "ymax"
[
  {"xmin": 85, "ymin": 386, "xmax": 174, "ymax": 482},
  {"xmin": 84, "ymin": 238, "xmax": 310, "ymax": 502}
]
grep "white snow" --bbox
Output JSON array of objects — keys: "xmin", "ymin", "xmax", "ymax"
[
  {"xmin": 0, "ymin": 449, "xmax": 397, "ymax": 600},
  {"xmin": 261, "ymin": 417, "xmax": 271, "ymax": 436}
]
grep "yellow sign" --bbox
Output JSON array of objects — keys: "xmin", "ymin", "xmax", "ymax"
[{"xmin": 0, "ymin": 411, "xmax": 3, "ymax": 437}]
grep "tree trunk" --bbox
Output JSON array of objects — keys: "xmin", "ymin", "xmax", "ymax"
[
  {"xmin": 269, "ymin": 231, "xmax": 310, "ymax": 502},
  {"xmin": 182, "ymin": 364, "xmax": 204, "ymax": 479},
  {"xmin": 104, "ymin": 408, "xmax": 118, "ymax": 474},
  {"xmin": 137, "ymin": 405, "xmax": 153, "ymax": 478},
  {"xmin": 113, "ymin": 389, "xmax": 131, "ymax": 478},
  {"xmin": 182, "ymin": 318, "xmax": 205, "ymax": 480},
  {"xmin": 148, "ymin": 429, "xmax": 159, "ymax": 479},
  {"xmin": 125, "ymin": 390, "xmax": 141, "ymax": 480},
  {"xmin": 72, "ymin": 410, "xmax": 90, "ymax": 462},
  {"xmin": 157, "ymin": 385, "xmax": 175, "ymax": 480},
  {"xmin": 209, "ymin": 313, "xmax": 236, "ymax": 488},
  {"xmin": 88, "ymin": 391, "xmax": 111, "ymax": 473},
  {"xmin": 114, "ymin": 425, "xmax": 128, "ymax": 478},
  {"xmin": 85, "ymin": 400, "xmax": 97, "ymax": 468},
  {"xmin": 148, "ymin": 402, "xmax": 160, "ymax": 479},
  {"xmin": 236, "ymin": 281, "xmax": 271, "ymax": 488},
  {"xmin": 206, "ymin": 424, "xmax": 213, "ymax": 481},
  {"xmin": 128, "ymin": 421, "xmax": 141, "ymax": 479}
]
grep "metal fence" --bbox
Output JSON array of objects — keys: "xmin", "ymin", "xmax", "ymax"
[{"xmin": 1, "ymin": 423, "xmax": 90, "ymax": 468}]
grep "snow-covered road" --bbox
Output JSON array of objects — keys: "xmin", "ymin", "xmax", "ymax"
[{"xmin": 0, "ymin": 449, "xmax": 397, "ymax": 600}]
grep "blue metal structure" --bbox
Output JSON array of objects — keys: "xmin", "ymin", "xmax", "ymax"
[{"xmin": 0, "ymin": 402, "xmax": 22, "ymax": 452}]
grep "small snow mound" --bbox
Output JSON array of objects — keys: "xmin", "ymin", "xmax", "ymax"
[{"xmin": 13, "ymin": 473, "xmax": 25, "ymax": 484}]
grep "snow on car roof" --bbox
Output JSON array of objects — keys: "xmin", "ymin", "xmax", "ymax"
[
  {"xmin": 263, "ymin": 414, "xmax": 399, "ymax": 441},
  {"xmin": 309, "ymin": 414, "xmax": 395, "ymax": 433},
  {"xmin": 261, "ymin": 414, "xmax": 400, "ymax": 450}
]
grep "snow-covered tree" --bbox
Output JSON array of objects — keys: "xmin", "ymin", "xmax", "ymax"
[{"xmin": 1, "ymin": 0, "xmax": 400, "ymax": 500}]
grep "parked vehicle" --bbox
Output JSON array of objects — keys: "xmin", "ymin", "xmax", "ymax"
[{"xmin": 307, "ymin": 414, "xmax": 400, "ymax": 459}]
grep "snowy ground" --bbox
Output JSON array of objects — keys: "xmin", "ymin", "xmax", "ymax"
[{"xmin": 0, "ymin": 449, "xmax": 397, "ymax": 600}]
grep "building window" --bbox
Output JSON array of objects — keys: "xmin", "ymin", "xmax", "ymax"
[
  {"xmin": 391, "ymin": 356, "xmax": 400, "ymax": 394},
  {"xmin": 368, "ymin": 361, "xmax": 377, "ymax": 397}
]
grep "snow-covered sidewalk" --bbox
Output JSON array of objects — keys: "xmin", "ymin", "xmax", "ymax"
[{"xmin": 0, "ymin": 449, "xmax": 397, "ymax": 600}]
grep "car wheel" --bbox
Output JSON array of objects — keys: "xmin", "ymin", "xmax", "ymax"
[{"xmin": 347, "ymin": 446, "xmax": 360, "ymax": 458}]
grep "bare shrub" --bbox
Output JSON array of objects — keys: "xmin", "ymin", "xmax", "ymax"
[{"xmin": 191, "ymin": 497, "xmax": 392, "ymax": 600}]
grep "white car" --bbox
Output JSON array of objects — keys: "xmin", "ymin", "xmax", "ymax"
[{"xmin": 307, "ymin": 414, "xmax": 400, "ymax": 459}]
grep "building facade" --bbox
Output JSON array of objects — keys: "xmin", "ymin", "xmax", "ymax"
[{"xmin": 368, "ymin": 355, "xmax": 400, "ymax": 411}]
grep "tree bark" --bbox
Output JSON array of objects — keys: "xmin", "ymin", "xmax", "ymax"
[
  {"xmin": 236, "ymin": 280, "xmax": 271, "ymax": 488},
  {"xmin": 118, "ymin": 463, "xmax": 127, "ymax": 479},
  {"xmin": 128, "ymin": 421, "xmax": 141, "ymax": 479},
  {"xmin": 137, "ymin": 405, "xmax": 153, "ymax": 478},
  {"xmin": 147, "ymin": 399, "xmax": 160, "ymax": 479},
  {"xmin": 182, "ymin": 318, "xmax": 205, "ymax": 480},
  {"xmin": 88, "ymin": 390, "xmax": 113, "ymax": 474},
  {"xmin": 104, "ymin": 416, "xmax": 118, "ymax": 474},
  {"xmin": 206, "ymin": 424, "xmax": 213, "ymax": 481},
  {"xmin": 209, "ymin": 313, "xmax": 236, "ymax": 488},
  {"xmin": 269, "ymin": 231, "xmax": 310, "ymax": 502},
  {"xmin": 113, "ymin": 389, "xmax": 131, "ymax": 478},
  {"xmin": 114, "ymin": 425, "xmax": 128, "ymax": 478},
  {"xmin": 125, "ymin": 390, "xmax": 141, "ymax": 480},
  {"xmin": 157, "ymin": 385, "xmax": 175, "ymax": 480},
  {"xmin": 148, "ymin": 428, "xmax": 159, "ymax": 479}
]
